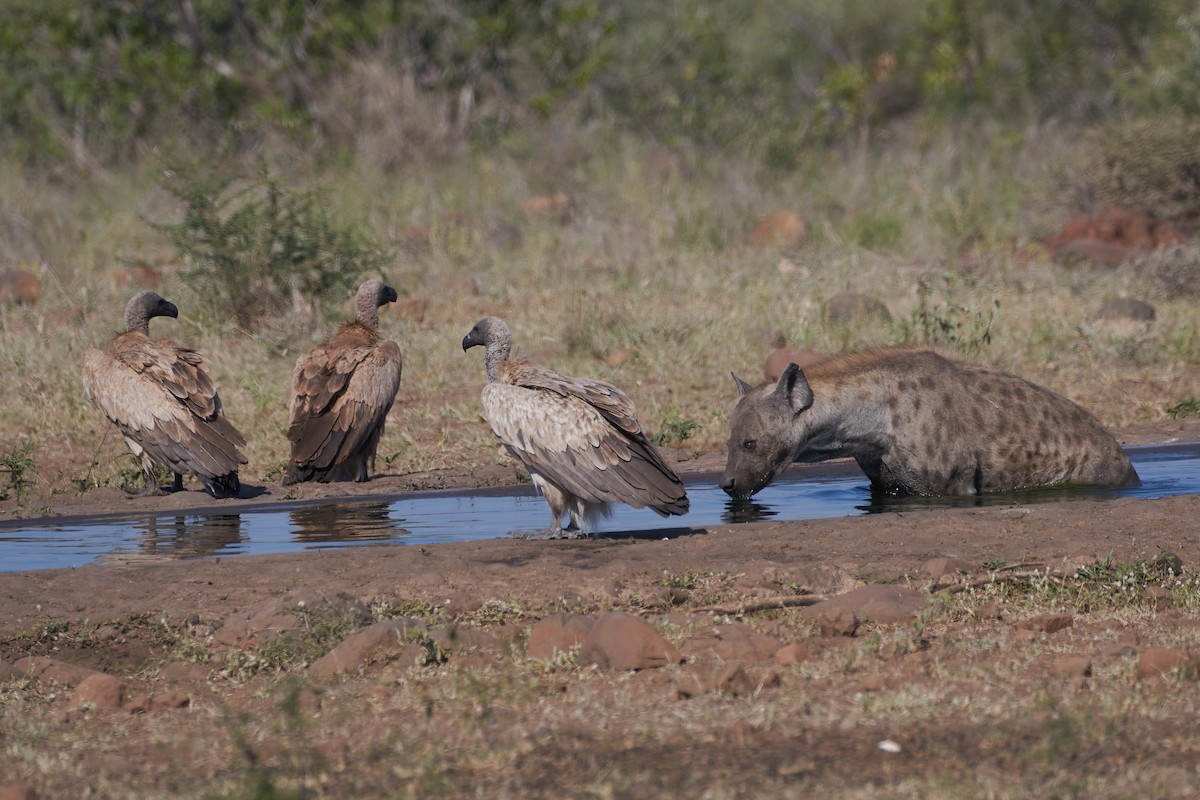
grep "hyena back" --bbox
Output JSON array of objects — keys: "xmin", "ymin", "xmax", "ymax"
[{"xmin": 719, "ymin": 348, "xmax": 1139, "ymax": 498}]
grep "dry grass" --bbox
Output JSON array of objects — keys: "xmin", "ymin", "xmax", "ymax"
[{"xmin": 0, "ymin": 122, "xmax": 1197, "ymax": 511}]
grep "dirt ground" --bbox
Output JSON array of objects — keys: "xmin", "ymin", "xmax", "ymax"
[{"xmin": 2, "ymin": 419, "xmax": 1200, "ymax": 798}]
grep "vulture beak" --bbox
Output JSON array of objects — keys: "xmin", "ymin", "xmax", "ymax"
[
  {"xmin": 462, "ymin": 329, "xmax": 482, "ymax": 352},
  {"xmin": 383, "ymin": 285, "xmax": 398, "ymax": 304},
  {"xmin": 160, "ymin": 300, "xmax": 179, "ymax": 319}
]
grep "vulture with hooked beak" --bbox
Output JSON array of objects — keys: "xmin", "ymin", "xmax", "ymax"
[
  {"xmin": 82, "ymin": 290, "xmax": 247, "ymax": 498},
  {"xmin": 462, "ymin": 316, "xmax": 689, "ymax": 538},
  {"xmin": 283, "ymin": 279, "xmax": 403, "ymax": 484}
]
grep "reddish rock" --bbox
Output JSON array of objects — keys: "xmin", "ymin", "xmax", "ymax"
[
  {"xmin": 816, "ymin": 608, "xmax": 859, "ymax": 638},
  {"xmin": 746, "ymin": 211, "xmax": 807, "ymax": 250},
  {"xmin": 1135, "ymin": 647, "xmax": 1192, "ymax": 679},
  {"xmin": 0, "ymin": 269, "xmax": 41, "ymax": 306},
  {"xmin": 1053, "ymin": 239, "xmax": 1129, "ymax": 267},
  {"xmin": 1145, "ymin": 586, "xmax": 1174, "ymax": 608},
  {"xmin": 72, "ymin": 673, "xmax": 124, "ymax": 710},
  {"xmin": 126, "ymin": 691, "xmax": 190, "ymax": 713},
  {"xmin": 763, "ymin": 347, "xmax": 828, "ymax": 382},
  {"xmin": 859, "ymin": 673, "xmax": 888, "ymax": 692},
  {"xmin": 1045, "ymin": 207, "xmax": 1186, "ymax": 260},
  {"xmin": 214, "ymin": 589, "xmax": 370, "ymax": 650},
  {"xmin": 1017, "ymin": 613, "xmax": 1074, "ymax": 634},
  {"xmin": 680, "ymin": 622, "xmax": 783, "ymax": 663},
  {"xmin": 804, "ymin": 584, "xmax": 927, "ymax": 625},
  {"xmin": 527, "ymin": 615, "xmax": 597, "ymax": 661},
  {"xmin": 675, "ymin": 662, "xmax": 778, "ymax": 698},
  {"xmin": 0, "ymin": 781, "xmax": 38, "ymax": 800},
  {"xmin": 521, "ymin": 192, "xmax": 572, "ymax": 219},
  {"xmin": 824, "ymin": 292, "xmax": 891, "ymax": 326},
  {"xmin": 159, "ymin": 661, "xmax": 210, "ymax": 685},
  {"xmin": 774, "ymin": 643, "xmax": 810, "ymax": 667},
  {"xmin": 295, "ymin": 688, "xmax": 323, "ymax": 716},
  {"xmin": 12, "ymin": 657, "xmax": 102, "ymax": 687},
  {"xmin": 605, "ymin": 348, "xmax": 634, "ymax": 368},
  {"xmin": 578, "ymin": 612, "xmax": 683, "ymax": 671},
  {"xmin": 1048, "ymin": 655, "xmax": 1093, "ymax": 679},
  {"xmin": 308, "ymin": 618, "xmax": 425, "ymax": 677}
]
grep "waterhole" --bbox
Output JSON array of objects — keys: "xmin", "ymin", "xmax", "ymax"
[{"xmin": 0, "ymin": 444, "xmax": 1196, "ymax": 572}]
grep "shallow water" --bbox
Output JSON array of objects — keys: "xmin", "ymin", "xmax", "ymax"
[{"xmin": 0, "ymin": 445, "xmax": 1196, "ymax": 573}]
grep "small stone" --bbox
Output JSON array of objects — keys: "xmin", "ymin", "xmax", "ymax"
[
  {"xmin": 73, "ymin": 673, "xmax": 124, "ymax": 710},
  {"xmin": 1136, "ymin": 647, "xmax": 1192, "ymax": 679},
  {"xmin": 859, "ymin": 673, "xmax": 887, "ymax": 692},
  {"xmin": 746, "ymin": 210, "xmax": 807, "ymax": 250},
  {"xmin": 774, "ymin": 643, "xmax": 809, "ymax": 667},
  {"xmin": 664, "ymin": 587, "xmax": 690, "ymax": 606},
  {"xmin": 1096, "ymin": 297, "xmax": 1155, "ymax": 322},
  {"xmin": 975, "ymin": 602, "xmax": 1002, "ymax": 620},
  {"xmin": 923, "ymin": 557, "xmax": 973, "ymax": 582},
  {"xmin": 579, "ymin": 612, "xmax": 683, "ymax": 671},
  {"xmin": 824, "ymin": 292, "xmax": 891, "ymax": 326},
  {"xmin": 1017, "ymin": 613, "xmax": 1073, "ymax": 634},
  {"xmin": 1049, "ymin": 656, "xmax": 1092, "ymax": 679}
]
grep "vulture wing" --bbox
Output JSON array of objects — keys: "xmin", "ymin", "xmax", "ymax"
[
  {"xmin": 287, "ymin": 339, "xmax": 403, "ymax": 472},
  {"xmin": 82, "ymin": 334, "xmax": 246, "ymax": 480},
  {"xmin": 481, "ymin": 379, "xmax": 688, "ymax": 515}
]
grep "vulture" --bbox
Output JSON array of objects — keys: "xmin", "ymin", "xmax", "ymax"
[
  {"xmin": 462, "ymin": 316, "xmax": 689, "ymax": 538},
  {"xmin": 82, "ymin": 291, "xmax": 247, "ymax": 498},
  {"xmin": 283, "ymin": 279, "xmax": 402, "ymax": 484}
]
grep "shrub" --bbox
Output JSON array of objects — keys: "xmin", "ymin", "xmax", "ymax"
[
  {"xmin": 154, "ymin": 164, "xmax": 387, "ymax": 330},
  {"xmin": 1086, "ymin": 117, "xmax": 1200, "ymax": 220},
  {"xmin": 1129, "ymin": 244, "xmax": 1200, "ymax": 300}
]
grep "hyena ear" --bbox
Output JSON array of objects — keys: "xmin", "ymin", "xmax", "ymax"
[
  {"xmin": 731, "ymin": 372, "xmax": 755, "ymax": 396},
  {"xmin": 775, "ymin": 362, "xmax": 814, "ymax": 414}
]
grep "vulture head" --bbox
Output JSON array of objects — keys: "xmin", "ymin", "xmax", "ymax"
[
  {"xmin": 462, "ymin": 316, "xmax": 513, "ymax": 383},
  {"xmin": 355, "ymin": 279, "xmax": 399, "ymax": 328},
  {"xmin": 124, "ymin": 291, "xmax": 179, "ymax": 335}
]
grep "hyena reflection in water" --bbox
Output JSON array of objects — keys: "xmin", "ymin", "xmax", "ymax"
[{"xmin": 720, "ymin": 348, "xmax": 1139, "ymax": 499}]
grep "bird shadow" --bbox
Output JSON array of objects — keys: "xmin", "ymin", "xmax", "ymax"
[{"xmin": 597, "ymin": 525, "xmax": 703, "ymax": 543}]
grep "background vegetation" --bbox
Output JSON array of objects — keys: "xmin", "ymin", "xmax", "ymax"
[{"xmin": 0, "ymin": 0, "xmax": 1198, "ymax": 508}]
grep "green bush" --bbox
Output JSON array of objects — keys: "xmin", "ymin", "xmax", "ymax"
[{"xmin": 154, "ymin": 165, "xmax": 387, "ymax": 331}]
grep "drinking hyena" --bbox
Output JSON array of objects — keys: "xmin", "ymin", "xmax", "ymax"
[{"xmin": 719, "ymin": 348, "xmax": 1139, "ymax": 498}]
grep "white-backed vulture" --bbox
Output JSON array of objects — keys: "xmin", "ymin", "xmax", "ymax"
[
  {"xmin": 462, "ymin": 316, "xmax": 689, "ymax": 538},
  {"xmin": 82, "ymin": 291, "xmax": 247, "ymax": 498},
  {"xmin": 283, "ymin": 279, "xmax": 402, "ymax": 485}
]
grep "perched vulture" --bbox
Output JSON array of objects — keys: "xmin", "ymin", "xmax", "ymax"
[
  {"xmin": 462, "ymin": 316, "xmax": 689, "ymax": 538},
  {"xmin": 283, "ymin": 279, "xmax": 402, "ymax": 485},
  {"xmin": 82, "ymin": 291, "xmax": 247, "ymax": 498}
]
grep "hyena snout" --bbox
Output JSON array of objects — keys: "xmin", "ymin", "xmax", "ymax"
[{"xmin": 719, "ymin": 471, "xmax": 752, "ymax": 499}]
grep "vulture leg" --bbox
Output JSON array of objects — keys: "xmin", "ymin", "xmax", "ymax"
[
  {"xmin": 172, "ymin": 473, "xmax": 185, "ymax": 493},
  {"xmin": 508, "ymin": 474, "xmax": 569, "ymax": 539}
]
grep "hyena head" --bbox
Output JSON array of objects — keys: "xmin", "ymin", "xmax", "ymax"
[{"xmin": 719, "ymin": 363, "xmax": 814, "ymax": 499}]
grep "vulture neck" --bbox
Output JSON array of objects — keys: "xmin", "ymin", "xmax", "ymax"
[
  {"xmin": 355, "ymin": 292, "xmax": 381, "ymax": 329},
  {"xmin": 124, "ymin": 306, "xmax": 152, "ymax": 336},
  {"xmin": 484, "ymin": 338, "xmax": 511, "ymax": 383}
]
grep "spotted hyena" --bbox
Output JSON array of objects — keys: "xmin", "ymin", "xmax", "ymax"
[{"xmin": 719, "ymin": 348, "xmax": 1139, "ymax": 498}]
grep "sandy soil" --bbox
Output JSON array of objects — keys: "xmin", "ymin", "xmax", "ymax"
[{"xmin": 1, "ymin": 419, "xmax": 1199, "ymax": 798}]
